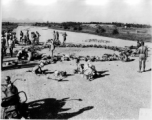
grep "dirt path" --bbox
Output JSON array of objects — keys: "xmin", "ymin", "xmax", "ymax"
[{"xmin": 1, "ymin": 46, "xmax": 151, "ymax": 119}]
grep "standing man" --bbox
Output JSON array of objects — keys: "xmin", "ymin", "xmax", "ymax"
[
  {"xmin": 45, "ymin": 39, "xmax": 55, "ymax": 60},
  {"xmin": 1, "ymin": 34, "xmax": 6, "ymax": 68},
  {"xmin": 137, "ymin": 41, "xmax": 148, "ymax": 73},
  {"xmin": 31, "ymin": 32, "xmax": 37, "ymax": 46},
  {"xmin": 137, "ymin": 40, "xmax": 141, "ymax": 49},
  {"xmin": 62, "ymin": 32, "xmax": 67, "ymax": 44},
  {"xmin": 20, "ymin": 31, "xmax": 24, "ymax": 43},
  {"xmin": 8, "ymin": 36, "xmax": 14, "ymax": 57},
  {"xmin": 53, "ymin": 31, "xmax": 56, "ymax": 42},
  {"xmin": 56, "ymin": 31, "xmax": 59, "ymax": 41},
  {"xmin": 36, "ymin": 31, "xmax": 40, "ymax": 45},
  {"xmin": 26, "ymin": 30, "xmax": 29, "ymax": 43}
]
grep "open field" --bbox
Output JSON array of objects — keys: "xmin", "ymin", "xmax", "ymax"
[
  {"xmin": 39, "ymin": 23, "xmax": 152, "ymax": 42},
  {"xmin": 1, "ymin": 45, "xmax": 151, "ymax": 119}
]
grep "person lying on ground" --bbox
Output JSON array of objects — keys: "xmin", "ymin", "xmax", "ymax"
[
  {"xmin": 47, "ymin": 70, "xmax": 67, "ymax": 81},
  {"xmin": 32, "ymin": 62, "xmax": 45, "ymax": 75}
]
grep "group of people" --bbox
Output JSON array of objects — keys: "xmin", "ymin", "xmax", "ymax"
[
  {"xmin": 20, "ymin": 30, "xmax": 40, "ymax": 45},
  {"xmin": 53, "ymin": 30, "xmax": 67, "ymax": 45},
  {"xmin": 1, "ymin": 30, "xmax": 17, "ymax": 65},
  {"xmin": 75, "ymin": 58, "xmax": 98, "ymax": 80},
  {"xmin": 44, "ymin": 31, "xmax": 68, "ymax": 60}
]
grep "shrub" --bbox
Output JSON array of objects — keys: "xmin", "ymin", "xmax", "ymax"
[
  {"xmin": 78, "ymin": 26, "xmax": 82, "ymax": 31},
  {"xmin": 112, "ymin": 29, "xmax": 119, "ymax": 35},
  {"xmin": 73, "ymin": 27, "xmax": 77, "ymax": 30}
]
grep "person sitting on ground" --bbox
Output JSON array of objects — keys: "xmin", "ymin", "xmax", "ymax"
[
  {"xmin": 32, "ymin": 62, "xmax": 45, "ymax": 75},
  {"xmin": 16, "ymin": 47, "xmax": 27, "ymax": 61},
  {"xmin": 137, "ymin": 41, "xmax": 148, "ymax": 73},
  {"xmin": 1, "ymin": 76, "xmax": 19, "ymax": 107},
  {"xmin": 83, "ymin": 58, "xmax": 98, "ymax": 80},
  {"xmin": 25, "ymin": 48, "xmax": 32, "ymax": 61}
]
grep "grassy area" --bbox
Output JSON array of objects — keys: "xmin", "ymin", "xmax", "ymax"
[
  {"xmin": 2, "ymin": 24, "xmax": 18, "ymax": 32},
  {"xmin": 46, "ymin": 24, "xmax": 152, "ymax": 43}
]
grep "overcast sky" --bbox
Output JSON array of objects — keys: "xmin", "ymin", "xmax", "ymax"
[{"xmin": 1, "ymin": 0, "xmax": 152, "ymax": 24}]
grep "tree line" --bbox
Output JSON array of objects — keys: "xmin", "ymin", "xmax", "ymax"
[{"xmin": 34, "ymin": 21, "xmax": 151, "ymax": 28}]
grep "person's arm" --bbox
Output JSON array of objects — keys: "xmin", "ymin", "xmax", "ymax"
[
  {"xmin": 136, "ymin": 47, "xmax": 140, "ymax": 54},
  {"xmin": 38, "ymin": 66, "xmax": 43, "ymax": 73},
  {"xmin": 1, "ymin": 84, "xmax": 7, "ymax": 92},
  {"xmin": 145, "ymin": 47, "xmax": 148, "ymax": 58}
]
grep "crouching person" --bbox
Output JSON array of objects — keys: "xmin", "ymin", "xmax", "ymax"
[
  {"xmin": 83, "ymin": 59, "xmax": 98, "ymax": 81},
  {"xmin": 17, "ymin": 47, "xmax": 32, "ymax": 62},
  {"xmin": 16, "ymin": 47, "xmax": 27, "ymax": 61},
  {"xmin": 32, "ymin": 62, "xmax": 44, "ymax": 75}
]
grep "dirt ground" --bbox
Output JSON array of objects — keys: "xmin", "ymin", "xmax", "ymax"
[{"xmin": 1, "ymin": 45, "xmax": 151, "ymax": 119}]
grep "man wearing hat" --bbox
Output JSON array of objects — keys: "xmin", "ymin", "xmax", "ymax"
[{"xmin": 1, "ymin": 76, "xmax": 19, "ymax": 107}]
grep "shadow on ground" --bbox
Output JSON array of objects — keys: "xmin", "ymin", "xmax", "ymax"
[
  {"xmin": 2, "ymin": 62, "xmax": 38, "ymax": 71},
  {"xmin": 126, "ymin": 59, "xmax": 135, "ymax": 62},
  {"xmin": 25, "ymin": 98, "xmax": 93, "ymax": 119},
  {"xmin": 144, "ymin": 68, "xmax": 151, "ymax": 72},
  {"xmin": 92, "ymin": 70, "xmax": 109, "ymax": 81}
]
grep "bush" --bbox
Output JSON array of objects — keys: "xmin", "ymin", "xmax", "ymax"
[
  {"xmin": 96, "ymin": 26, "xmax": 106, "ymax": 34},
  {"xmin": 112, "ymin": 29, "xmax": 119, "ymax": 35},
  {"xmin": 64, "ymin": 26, "xmax": 68, "ymax": 29},
  {"xmin": 78, "ymin": 27, "xmax": 82, "ymax": 31},
  {"xmin": 73, "ymin": 27, "xmax": 77, "ymax": 30}
]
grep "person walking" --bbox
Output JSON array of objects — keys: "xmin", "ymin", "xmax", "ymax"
[
  {"xmin": 137, "ymin": 41, "xmax": 148, "ymax": 73},
  {"xmin": 62, "ymin": 32, "xmax": 67, "ymax": 44}
]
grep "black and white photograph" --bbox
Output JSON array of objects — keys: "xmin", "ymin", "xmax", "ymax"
[{"xmin": 1, "ymin": 0, "xmax": 152, "ymax": 119}]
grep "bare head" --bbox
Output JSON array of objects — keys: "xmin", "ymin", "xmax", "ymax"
[
  {"xmin": 85, "ymin": 58, "xmax": 88, "ymax": 62},
  {"xmin": 39, "ymin": 62, "xmax": 44, "ymax": 68},
  {"xmin": 141, "ymin": 41, "xmax": 144, "ymax": 46},
  {"xmin": 5, "ymin": 76, "xmax": 11, "ymax": 84}
]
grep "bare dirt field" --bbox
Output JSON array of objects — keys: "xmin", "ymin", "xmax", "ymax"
[{"xmin": 1, "ymin": 45, "xmax": 151, "ymax": 119}]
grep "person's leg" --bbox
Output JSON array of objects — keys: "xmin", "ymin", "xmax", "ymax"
[
  {"xmin": 9, "ymin": 48, "xmax": 11, "ymax": 57},
  {"xmin": 138, "ymin": 60, "xmax": 142, "ymax": 73},
  {"xmin": 143, "ymin": 60, "xmax": 146, "ymax": 72},
  {"xmin": 51, "ymin": 50, "xmax": 54, "ymax": 60},
  {"xmin": 4, "ymin": 47, "xmax": 7, "ymax": 56},
  {"xmin": 11, "ymin": 47, "xmax": 14, "ymax": 57}
]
